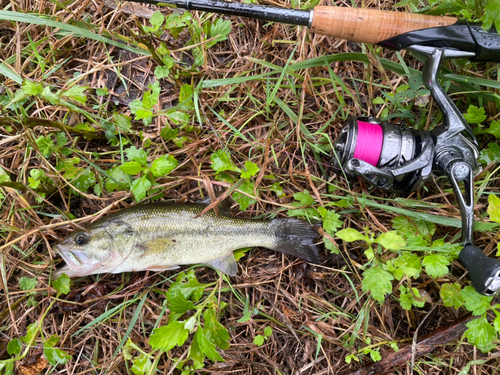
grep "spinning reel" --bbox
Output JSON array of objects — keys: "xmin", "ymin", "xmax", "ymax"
[{"xmin": 333, "ymin": 46, "xmax": 500, "ymax": 296}]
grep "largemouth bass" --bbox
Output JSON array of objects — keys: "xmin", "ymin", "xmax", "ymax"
[{"xmin": 53, "ymin": 202, "xmax": 320, "ymax": 278}]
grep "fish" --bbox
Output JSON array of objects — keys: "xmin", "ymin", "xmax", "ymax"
[{"xmin": 53, "ymin": 201, "xmax": 320, "ymax": 278}]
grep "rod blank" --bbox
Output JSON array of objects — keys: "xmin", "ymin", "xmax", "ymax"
[{"xmin": 139, "ymin": 0, "xmax": 311, "ymax": 26}]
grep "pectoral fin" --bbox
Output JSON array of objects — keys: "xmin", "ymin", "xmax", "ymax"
[
  {"xmin": 139, "ymin": 238, "xmax": 176, "ymax": 255},
  {"xmin": 206, "ymin": 253, "xmax": 238, "ymax": 276}
]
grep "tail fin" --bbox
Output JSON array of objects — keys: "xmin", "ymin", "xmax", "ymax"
[{"xmin": 269, "ymin": 218, "xmax": 321, "ymax": 264}]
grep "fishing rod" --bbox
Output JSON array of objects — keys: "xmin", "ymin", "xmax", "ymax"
[
  {"xmin": 124, "ymin": 0, "xmax": 500, "ymax": 295},
  {"xmin": 132, "ymin": 0, "xmax": 500, "ymax": 61}
]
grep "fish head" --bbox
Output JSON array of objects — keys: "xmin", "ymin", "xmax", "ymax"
[{"xmin": 53, "ymin": 219, "xmax": 137, "ymax": 278}]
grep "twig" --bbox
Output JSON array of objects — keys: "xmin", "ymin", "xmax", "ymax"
[{"xmin": 340, "ymin": 314, "xmax": 474, "ymax": 375}]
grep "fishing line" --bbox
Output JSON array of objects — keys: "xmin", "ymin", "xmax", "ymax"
[{"xmin": 353, "ymin": 120, "xmax": 383, "ymax": 167}]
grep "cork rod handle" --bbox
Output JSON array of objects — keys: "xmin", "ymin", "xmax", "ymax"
[{"xmin": 310, "ymin": 7, "xmax": 457, "ymax": 44}]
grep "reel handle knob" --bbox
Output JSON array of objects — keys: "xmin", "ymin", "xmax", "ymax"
[{"xmin": 459, "ymin": 244, "xmax": 500, "ymax": 296}]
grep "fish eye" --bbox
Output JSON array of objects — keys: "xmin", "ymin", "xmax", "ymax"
[{"xmin": 75, "ymin": 233, "xmax": 89, "ymax": 246}]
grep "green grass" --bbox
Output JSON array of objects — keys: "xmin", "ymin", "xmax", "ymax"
[{"xmin": 1, "ymin": 0, "xmax": 500, "ymax": 374}]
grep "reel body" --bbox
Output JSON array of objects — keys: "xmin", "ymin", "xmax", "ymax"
[{"xmin": 333, "ymin": 47, "xmax": 500, "ymax": 296}]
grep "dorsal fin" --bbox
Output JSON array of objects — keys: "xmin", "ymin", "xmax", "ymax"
[
  {"xmin": 217, "ymin": 197, "xmax": 233, "ymax": 215},
  {"xmin": 197, "ymin": 195, "xmax": 233, "ymax": 215}
]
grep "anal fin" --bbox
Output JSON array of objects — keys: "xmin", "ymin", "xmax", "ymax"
[{"xmin": 206, "ymin": 253, "xmax": 238, "ymax": 276}]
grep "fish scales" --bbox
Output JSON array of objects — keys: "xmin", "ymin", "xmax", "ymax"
[
  {"xmin": 53, "ymin": 202, "xmax": 320, "ymax": 277},
  {"xmin": 110, "ymin": 204, "xmax": 277, "ymax": 265}
]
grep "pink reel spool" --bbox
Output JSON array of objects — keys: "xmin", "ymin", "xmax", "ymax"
[{"xmin": 353, "ymin": 120, "xmax": 383, "ymax": 166}]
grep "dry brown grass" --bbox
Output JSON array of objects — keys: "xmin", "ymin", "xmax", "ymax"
[{"xmin": 1, "ymin": 0, "xmax": 500, "ymax": 374}]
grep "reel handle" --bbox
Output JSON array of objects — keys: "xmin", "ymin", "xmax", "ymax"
[
  {"xmin": 459, "ymin": 244, "xmax": 500, "ymax": 296},
  {"xmin": 443, "ymin": 160, "xmax": 500, "ymax": 296}
]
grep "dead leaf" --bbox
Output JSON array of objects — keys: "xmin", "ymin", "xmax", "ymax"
[
  {"xmin": 16, "ymin": 349, "xmax": 49, "ymax": 375},
  {"xmin": 103, "ymin": 0, "xmax": 154, "ymax": 19}
]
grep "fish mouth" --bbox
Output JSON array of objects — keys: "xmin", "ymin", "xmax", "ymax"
[{"xmin": 53, "ymin": 244, "xmax": 90, "ymax": 278}]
